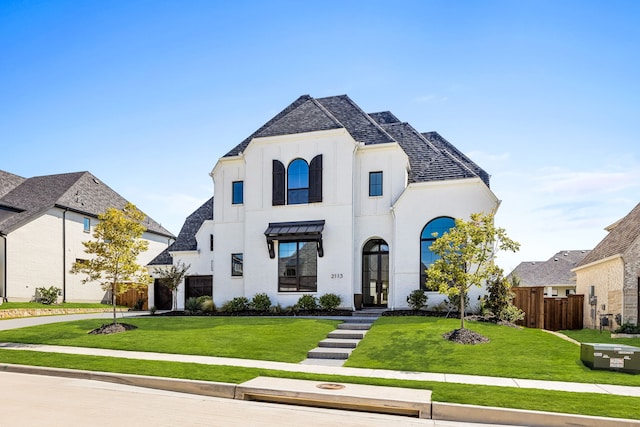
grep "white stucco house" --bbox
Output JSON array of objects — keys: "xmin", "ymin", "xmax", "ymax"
[
  {"xmin": 149, "ymin": 94, "xmax": 500, "ymax": 311},
  {"xmin": 0, "ymin": 170, "xmax": 174, "ymax": 303}
]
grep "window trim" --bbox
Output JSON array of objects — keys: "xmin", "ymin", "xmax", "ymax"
[
  {"xmin": 231, "ymin": 253, "xmax": 243, "ymax": 277},
  {"xmin": 369, "ymin": 171, "xmax": 383, "ymax": 197},
  {"xmin": 232, "ymin": 181, "xmax": 244, "ymax": 205}
]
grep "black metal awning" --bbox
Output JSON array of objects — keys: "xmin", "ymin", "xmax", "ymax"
[{"xmin": 264, "ymin": 220, "xmax": 325, "ymax": 258}]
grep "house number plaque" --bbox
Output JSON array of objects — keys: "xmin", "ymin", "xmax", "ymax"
[{"xmin": 331, "ymin": 273, "xmax": 343, "ymax": 279}]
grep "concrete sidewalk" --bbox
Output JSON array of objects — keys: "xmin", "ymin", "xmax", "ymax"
[
  {"xmin": 1, "ymin": 340, "xmax": 639, "ymax": 397},
  {"xmin": 0, "ymin": 311, "xmax": 639, "ymax": 397}
]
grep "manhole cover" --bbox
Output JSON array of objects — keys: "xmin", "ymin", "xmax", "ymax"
[{"xmin": 316, "ymin": 383, "xmax": 345, "ymax": 390}]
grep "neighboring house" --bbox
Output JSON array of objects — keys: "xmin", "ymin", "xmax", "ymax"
[
  {"xmin": 0, "ymin": 170, "xmax": 175, "ymax": 303},
  {"xmin": 574, "ymin": 202, "xmax": 640, "ymax": 329},
  {"xmin": 509, "ymin": 250, "xmax": 590, "ymax": 297},
  {"xmin": 149, "ymin": 94, "xmax": 499, "ymax": 310}
]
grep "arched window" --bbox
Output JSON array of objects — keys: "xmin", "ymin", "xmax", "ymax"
[
  {"xmin": 420, "ymin": 217, "xmax": 455, "ymax": 289},
  {"xmin": 287, "ymin": 159, "xmax": 309, "ymax": 204}
]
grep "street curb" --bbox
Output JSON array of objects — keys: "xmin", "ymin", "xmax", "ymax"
[
  {"xmin": 0, "ymin": 363, "xmax": 236, "ymax": 399},
  {"xmin": 2, "ymin": 363, "xmax": 639, "ymax": 426},
  {"xmin": 432, "ymin": 402, "xmax": 640, "ymax": 427}
]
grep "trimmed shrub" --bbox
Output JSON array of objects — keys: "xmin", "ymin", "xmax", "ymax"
[
  {"xmin": 251, "ymin": 293, "xmax": 272, "ymax": 311},
  {"xmin": 199, "ymin": 296, "xmax": 216, "ymax": 313},
  {"xmin": 615, "ymin": 323, "xmax": 640, "ymax": 334},
  {"xmin": 296, "ymin": 294, "xmax": 318, "ymax": 311},
  {"xmin": 185, "ymin": 297, "xmax": 201, "ymax": 313},
  {"xmin": 499, "ymin": 304, "xmax": 525, "ymax": 323},
  {"xmin": 35, "ymin": 286, "xmax": 61, "ymax": 305},
  {"xmin": 221, "ymin": 296, "xmax": 250, "ymax": 313},
  {"xmin": 318, "ymin": 293, "xmax": 342, "ymax": 311},
  {"xmin": 406, "ymin": 289, "xmax": 428, "ymax": 311}
]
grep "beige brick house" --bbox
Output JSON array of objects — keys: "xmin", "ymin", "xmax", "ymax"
[{"xmin": 574, "ymin": 202, "xmax": 640, "ymax": 329}]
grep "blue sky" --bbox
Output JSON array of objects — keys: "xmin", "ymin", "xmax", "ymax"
[{"xmin": 1, "ymin": 0, "xmax": 638, "ymax": 271}]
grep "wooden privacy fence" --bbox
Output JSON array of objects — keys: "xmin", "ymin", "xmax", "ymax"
[
  {"xmin": 115, "ymin": 287, "xmax": 148, "ymax": 310},
  {"xmin": 544, "ymin": 294, "xmax": 584, "ymax": 331},
  {"xmin": 511, "ymin": 287, "xmax": 583, "ymax": 331}
]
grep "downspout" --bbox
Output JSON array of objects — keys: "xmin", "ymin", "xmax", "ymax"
[
  {"xmin": 351, "ymin": 142, "xmax": 360, "ymax": 310},
  {"xmin": 1, "ymin": 233, "xmax": 6, "ymax": 302},
  {"xmin": 62, "ymin": 208, "xmax": 67, "ymax": 302}
]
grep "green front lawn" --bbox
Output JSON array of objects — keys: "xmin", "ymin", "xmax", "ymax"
[
  {"xmin": 345, "ymin": 316, "xmax": 640, "ymax": 386},
  {"xmin": 561, "ymin": 328, "xmax": 640, "ymax": 346},
  {"xmin": 0, "ymin": 317, "xmax": 340, "ymax": 363},
  {"xmin": 0, "ymin": 348, "xmax": 638, "ymax": 420},
  {"xmin": 1, "ymin": 316, "xmax": 640, "ymax": 419}
]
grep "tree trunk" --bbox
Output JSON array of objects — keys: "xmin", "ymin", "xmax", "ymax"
[
  {"xmin": 112, "ymin": 282, "xmax": 117, "ymax": 325},
  {"xmin": 460, "ymin": 290, "xmax": 465, "ymax": 330}
]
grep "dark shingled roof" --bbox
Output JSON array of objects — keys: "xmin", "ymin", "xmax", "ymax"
[
  {"xmin": 148, "ymin": 197, "xmax": 213, "ymax": 266},
  {"xmin": 576, "ymin": 202, "xmax": 640, "ymax": 268},
  {"xmin": 167, "ymin": 197, "xmax": 214, "ymax": 252},
  {"xmin": 422, "ymin": 132, "xmax": 491, "ymax": 187},
  {"xmin": 509, "ymin": 250, "xmax": 590, "ymax": 287},
  {"xmin": 223, "ymin": 95, "xmax": 489, "ymax": 186},
  {"xmin": 0, "ymin": 170, "xmax": 25, "ymax": 198},
  {"xmin": 0, "ymin": 171, "xmax": 174, "ymax": 238}
]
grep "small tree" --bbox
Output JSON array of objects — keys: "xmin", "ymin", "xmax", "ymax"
[
  {"xmin": 71, "ymin": 203, "xmax": 152, "ymax": 325},
  {"xmin": 154, "ymin": 261, "xmax": 190, "ymax": 311},
  {"xmin": 425, "ymin": 212, "xmax": 519, "ymax": 330}
]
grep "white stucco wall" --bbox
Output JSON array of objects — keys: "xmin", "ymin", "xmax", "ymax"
[
  {"xmin": 199, "ymin": 126, "xmax": 501, "ymax": 312},
  {"xmin": 390, "ymin": 179, "xmax": 499, "ymax": 310}
]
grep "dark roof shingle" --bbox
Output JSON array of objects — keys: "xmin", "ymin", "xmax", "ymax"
[
  {"xmin": 577, "ymin": 202, "xmax": 640, "ymax": 267},
  {"xmin": 0, "ymin": 171, "xmax": 174, "ymax": 238},
  {"xmin": 510, "ymin": 250, "xmax": 590, "ymax": 287},
  {"xmin": 222, "ymin": 94, "xmax": 489, "ymax": 186}
]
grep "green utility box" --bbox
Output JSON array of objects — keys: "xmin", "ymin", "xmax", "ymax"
[{"xmin": 581, "ymin": 343, "xmax": 640, "ymax": 374}]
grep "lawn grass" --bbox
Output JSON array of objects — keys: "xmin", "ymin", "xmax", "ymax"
[
  {"xmin": 561, "ymin": 328, "xmax": 640, "ymax": 346},
  {"xmin": 0, "ymin": 348, "xmax": 638, "ymax": 420},
  {"xmin": 0, "ymin": 317, "xmax": 340, "ymax": 363},
  {"xmin": 0, "ymin": 302, "xmax": 118, "ymax": 310},
  {"xmin": 345, "ymin": 316, "xmax": 640, "ymax": 386}
]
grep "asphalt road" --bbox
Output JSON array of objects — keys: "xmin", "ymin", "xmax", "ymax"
[{"xmin": 0, "ymin": 371, "xmax": 516, "ymax": 427}]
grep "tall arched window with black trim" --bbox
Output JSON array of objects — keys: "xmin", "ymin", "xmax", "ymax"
[
  {"xmin": 420, "ymin": 217, "xmax": 455, "ymax": 289},
  {"xmin": 287, "ymin": 159, "xmax": 309, "ymax": 204}
]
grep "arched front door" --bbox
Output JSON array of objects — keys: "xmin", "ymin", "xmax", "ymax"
[{"xmin": 362, "ymin": 239, "xmax": 389, "ymax": 307}]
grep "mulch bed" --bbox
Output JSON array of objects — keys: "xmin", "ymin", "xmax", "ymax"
[
  {"xmin": 156, "ymin": 309, "xmax": 354, "ymax": 317},
  {"xmin": 443, "ymin": 328, "xmax": 490, "ymax": 344},
  {"xmin": 88, "ymin": 323, "xmax": 138, "ymax": 335}
]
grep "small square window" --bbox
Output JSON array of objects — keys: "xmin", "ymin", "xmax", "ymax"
[
  {"xmin": 232, "ymin": 181, "xmax": 244, "ymax": 205},
  {"xmin": 231, "ymin": 253, "xmax": 243, "ymax": 277},
  {"xmin": 369, "ymin": 171, "xmax": 383, "ymax": 197},
  {"xmin": 83, "ymin": 217, "xmax": 90, "ymax": 232}
]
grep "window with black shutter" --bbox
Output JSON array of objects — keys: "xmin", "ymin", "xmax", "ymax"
[
  {"xmin": 272, "ymin": 160, "xmax": 285, "ymax": 206},
  {"xmin": 309, "ymin": 154, "xmax": 323, "ymax": 203}
]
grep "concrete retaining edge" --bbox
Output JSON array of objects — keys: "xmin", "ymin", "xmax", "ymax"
[
  {"xmin": 2, "ymin": 363, "xmax": 639, "ymax": 426},
  {"xmin": 0, "ymin": 363, "xmax": 237, "ymax": 399},
  {"xmin": 432, "ymin": 402, "xmax": 640, "ymax": 427}
]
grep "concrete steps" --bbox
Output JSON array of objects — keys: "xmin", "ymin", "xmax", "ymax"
[{"xmin": 303, "ymin": 314, "xmax": 380, "ymax": 365}]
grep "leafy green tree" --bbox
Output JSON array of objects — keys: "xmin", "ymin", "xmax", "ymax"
[
  {"xmin": 71, "ymin": 202, "xmax": 152, "ymax": 325},
  {"xmin": 425, "ymin": 212, "xmax": 519, "ymax": 330},
  {"xmin": 154, "ymin": 260, "xmax": 190, "ymax": 311}
]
